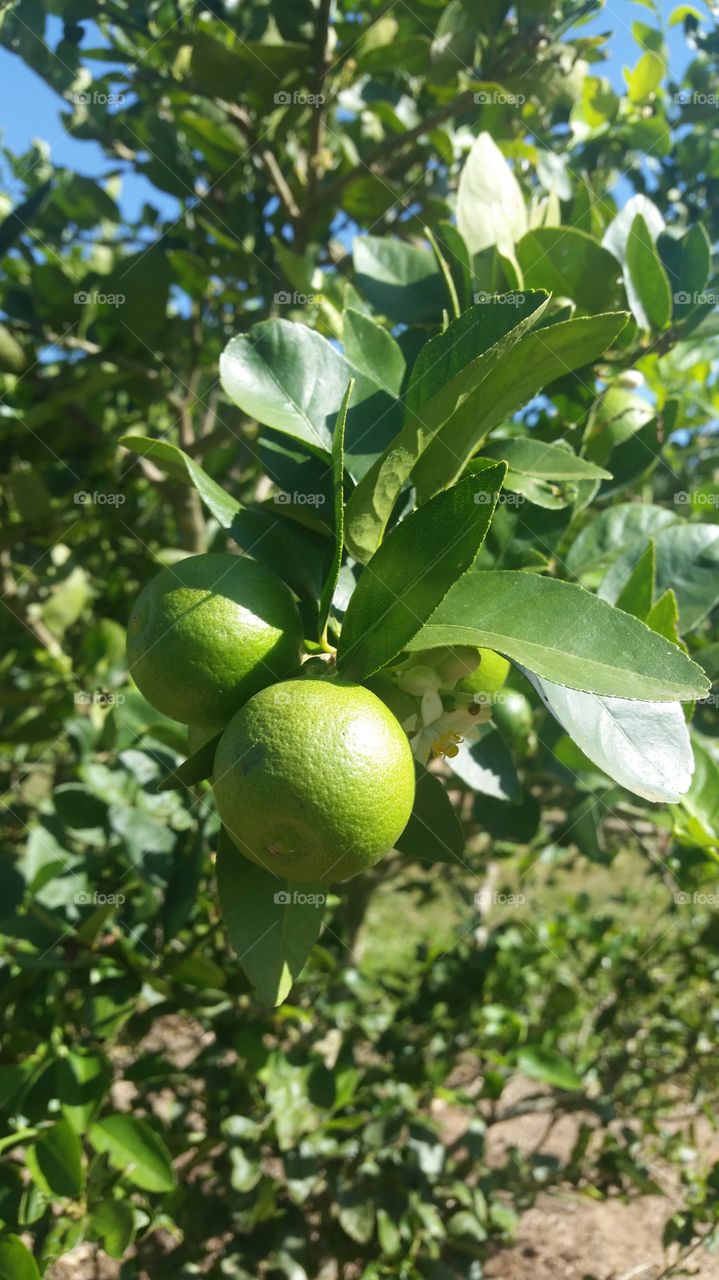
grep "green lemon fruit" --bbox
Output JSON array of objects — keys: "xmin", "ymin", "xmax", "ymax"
[
  {"xmin": 457, "ymin": 648, "xmax": 511, "ymax": 697},
  {"xmin": 214, "ymin": 678, "xmax": 416, "ymax": 884},
  {"xmin": 492, "ymin": 689, "xmax": 533, "ymax": 740},
  {"xmin": 127, "ymin": 553, "xmax": 302, "ymax": 728}
]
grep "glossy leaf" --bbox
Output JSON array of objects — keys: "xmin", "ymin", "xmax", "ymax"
[
  {"xmin": 565, "ymin": 502, "xmax": 678, "ymax": 577},
  {"xmin": 89, "ymin": 1114, "xmax": 176, "ymax": 1192},
  {"xmin": 344, "ymin": 294, "xmax": 548, "ymax": 562},
  {"xmin": 527, "ymin": 671, "xmax": 693, "ymax": 802},
  {"xmin": 220, "ymin": 319, "xmax": 401, "ymax": 481},
  {"xmin": 353, "ymin": 235, "xmax": 445, "ymax": 322},
  {"xmin": 119, "ymin": 434, "xmax": 324, "ymax": 605},
  {"xmin": 338, "ymin": 465, "xmax": 507, "ymax": 681},
  {"xmin": 614, "ymin": 539, "xmax": 656, "ymax": 618},
  {"xmin": 120, "ymin": 434, "xmax": 240, "ymax": 526},
  {"xmin": 343, "ymin": 309, "xmax": 405, "ymax": 397},
  {"xmin": 26, "ymin": 1119, "xmax": 83, "ymax": 1199},
  {"xmin": 157, "ymin": 733, "xmax": 221, "ymax": 792},
  {"xmin": 318, "ymin": 380, "xmax": 351, "ymax": 645},
  {"xmin": 56, "ymin": 1050, "xmax": 111, "ymax": 1132},
  {"xmin": 449, "ymin": 727, "xmax": 522, "ymax": 802},
  {"xmin": 413, "ymin": 311, "xmax": 629, "ymax": 502},
  {"xmin": 515, "ymin": 226, "xmax": 625, "ymax": 313},
  {"xmin": 480, "ymin": 438, "xmax": 611, "ymax": 482},
  {"xmin": 600, "ymin": 522, "xmax": 719, "ymax": 632},
  {"xmin": 406, "ymin": 571, "xmax": 708, "ymax": 701},
  {"xmin": 457, "ymin": 132, "xmax": 527, "ymax": 256},
  {"xmin": 625, "ymin": 213, "xmax": 672, "ymax": 330},
  {"xmin": 216, "ymin": 844, "xmax": 325, "ymax": 1007}
]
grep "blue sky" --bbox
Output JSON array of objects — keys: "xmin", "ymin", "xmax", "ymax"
[{"xmin": 0, "ymin": 1, "xmax": 696, "ymax": 222}]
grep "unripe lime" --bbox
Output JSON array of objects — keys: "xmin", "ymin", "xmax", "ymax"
[
  {"xmin": 492, "ymin": 689, "xmax": 533, "ymax": 740},
  {"xmin": 457, "ymin": 648, "xmax": 511, "ymax": 697},
  {"xmin": 127, "ymin": 553, "xmax": 302, "ymax": 728},
  {"xmin": 214, "ymin": 678, "xmax": 415, "ymax": 884}
]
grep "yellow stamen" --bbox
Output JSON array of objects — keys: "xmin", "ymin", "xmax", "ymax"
[{"xmin": 431, "ymin": 730, "xmax": 463, "ymax": 759}]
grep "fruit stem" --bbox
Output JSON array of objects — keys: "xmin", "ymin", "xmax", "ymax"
[{"xmin": 319, "ymin": 622, "xmax": 337, "ymax": 656}]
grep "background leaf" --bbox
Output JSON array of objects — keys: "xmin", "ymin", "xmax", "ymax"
[
  {"xmin": 457, "ymin": 132, "xmax": 528, "ymax": 256},
  {"xmin": 89, "ymin": 1115, "xmax": 176, "ymax": 1193}
]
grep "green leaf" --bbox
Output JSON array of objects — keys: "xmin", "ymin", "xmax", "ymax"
[
  {"xmin": 526, "ymin": 671, "xmax": 693, "ymax": 803},
  {"xmin": 89, "ymin": 1115, "xmax": 176, "ymax": 1192},
  {"xmin": 614, "ymin": 539, "xmax": 656, "ymax": 617},
  {"xmin": 625, "ymin": 213, "xmax": 672, "ymax": 330},
  {"xmin": 565, "ymin": 502, "xmax": 678, "ymax": 577},
  {"xmin": 395, "ymin": 764, "xmax": 465, "ymax": 863},
  {"xmin": 413, "ymin": 311, "xmax": 629, "ymax": 502},
  {"xmin": 353, "ymin": 235, "xmax": 445, "ymax": 322},
  {"xmin": 0, "ymin": 178, "xmax": 52, "ymax": 258},
  {"xmin": 425, "ymin": 223, "xmax": 461, "ymax": 320},
  {"xmin": 457, "ymin": 132, "xmax": 528, "ymax": 256},
  {"xmin": 26, "ymin": 1119, "xmax": 83, "ymax": 1198},
  {"xmin": 480, "ymin": 438, "xmax": 611, "ymax": 482},
  {"xmin": 156, "ymin": 733, "xmax": 221, "ymax": 792},
  {"xmin": 344, "ymin": 294, "xmax": 549, "ymax": 562},
  {"xmin": 659, "ymin": 224, "xmax": 711, "ymax": 319},
  {"xmin": 337, "ymin": 465, "xmax": 506, "ymax": 682},
  {"xmin": 119, "ymin": 434, "xmax": 240, "ymax": 526},
  {"xmin": 436, "ymin": 219, "xmax": 474, "ymax": 311},
  {"xmin": 600, "ymin": 523, "xmax": 719, "ymax": 632},
  {"xmin": 449, "ymin": 726, "xmax": 522, "ymax": 802},
  {"xmin": 179, "ymin": 31, "xmax": 307, "ymax": 104},
  {"xmin": 603, "ymin": 193, "xmax": 665, "ymax": 264},
  {"xmin": 220, "ymin": 319, "xmax": 401, "ymax": 481},
  {"xmin": 88, "ymin": 1198, "xmax": 136, "ymax": 1259},
  {"xmin": 516, "ymin": 1046, "xmax": 582, "ymax": 1090},
  {"xmin": 216, "ymin": 846, "xmax": 324, "ymax": 1007},
  {"xmin": 338, "ymin": 1194, "xmax": 376, "ymax": 1244},
  {"xmin": 624, "ymin": 49, "xmax": 665, "ymax": 102},
  {"xmin": 675, "ymin": 739, "xmax": 719, "ymax": 850},
  {"xmin": 646, "ymin": 588, "xmax": 682, "ymax": 645},
  {"xmin": 318, "ymin": 380, "xmax": 351, "ymax": 646},
  {"xmin": 406, "ymin": 571, "xmax": 709, "ymax": 702},
  {"xmin": 119, "ymin": 434, "xmax": 324, "ymax": 605},
  {"xmin": 0, "ymin": 1236, "xmax": 41, "ymax": 1280},
  {"xmin": 56, "ymin": 1051, "xmax": 111, "ymax": 1132},
  {"xmin": 343, "ymin": 310, "xmax": 405, "ymax": 398},
  {"xmin": 515, "ymin": 227, "xmax": 625, "ymax": 313}
]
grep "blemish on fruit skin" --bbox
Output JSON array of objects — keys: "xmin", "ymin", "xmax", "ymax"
[{"xmin": 240, "ymin": 743, "xmax": 267, "ymax": 775}]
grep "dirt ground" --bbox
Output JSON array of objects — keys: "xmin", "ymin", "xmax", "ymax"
[
  {"xmin": 44, "ymin": 1027, "xmax": 719, "ymax": 1280},
  {"xmin": 480, "ymin": 1080, "xmax": 719, "ymax": 1280}
]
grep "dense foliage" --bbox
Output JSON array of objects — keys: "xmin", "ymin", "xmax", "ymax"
[{"xmin": 1, "ymin": 0, "xmax": 719, "ymax": 1275}]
